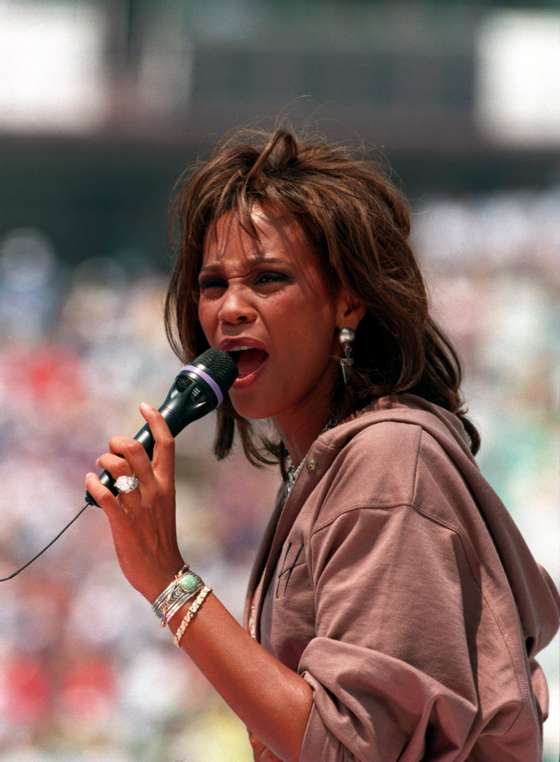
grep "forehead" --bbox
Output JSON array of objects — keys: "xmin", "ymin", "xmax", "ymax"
[{"xmin": 201, "ymin": 208, "xmax": 313, "ymax": 269}]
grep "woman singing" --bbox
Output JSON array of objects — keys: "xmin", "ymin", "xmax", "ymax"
[{"xmin": 85, "ymin": 128, "xmax": 559, "ymax": 761}]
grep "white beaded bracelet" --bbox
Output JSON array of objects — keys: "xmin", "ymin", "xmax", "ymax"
[{"xmin": 174, "ymin": 586, "xmax": 212, "ymax": 647}]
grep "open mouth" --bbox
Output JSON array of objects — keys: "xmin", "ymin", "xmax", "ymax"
[{"xmin": 229, "ymin": 348, "xmax": 269, "ymax": 379}]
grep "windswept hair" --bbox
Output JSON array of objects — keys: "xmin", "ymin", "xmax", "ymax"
[{"xmin": 164, "ymin": 127, "xmax": 481, "ymax": 469}]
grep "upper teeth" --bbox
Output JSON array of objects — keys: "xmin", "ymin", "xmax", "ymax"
[{"xmin": 233, "ymin": 346, "xmax": 252, "ymax": 351}]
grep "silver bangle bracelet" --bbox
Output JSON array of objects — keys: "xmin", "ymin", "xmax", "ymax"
[
  {"xmin": 161, "ymin": 583, "xmax": 205, "ymax": 627},
  {"xmin": 152, "ymin": 564, "xmax": 190, "ymax": 611},
  {"xmin": 153, "ymin": 580, "xmax": 180, "ymax": 613},
  {"xmin": 152, "ymin": 570, "xmax": 204, "ymax": 623}
]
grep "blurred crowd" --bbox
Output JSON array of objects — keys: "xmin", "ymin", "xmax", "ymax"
[{"xmin": 0, "ymin": 187, "xmax": 558, "ymax": 761}]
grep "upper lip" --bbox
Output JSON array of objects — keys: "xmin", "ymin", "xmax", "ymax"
[{"xmin": 218, "ymin": 337, "xmax": 268, "ymax": 354}]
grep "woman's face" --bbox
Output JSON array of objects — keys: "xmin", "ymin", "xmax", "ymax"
[{"xmin": 197, "ymin": 207, "xmax": 352, "ymax": 422}]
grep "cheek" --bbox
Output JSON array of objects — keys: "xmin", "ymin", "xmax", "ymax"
[
  {"xmin": 197, "ymin": 299, "xmax": 216, "ymax": 340},
  {"xmin": 273, "ymin": 305, "xmax": 337, "ymax": 381},
  {"xmin": 291, "ymin": 297, "xmax": 337, "ymax": 350}
]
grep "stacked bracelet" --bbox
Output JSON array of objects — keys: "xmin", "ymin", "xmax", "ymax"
[
  {"xmin": 152, "ymin": 567, "xmax": 205, "ymax": 628},
  {"xmin": 174, "ymin": 585, "xmax": 212, "ymax": 647},
  {"xmin": 152, "ymin": 564, "xmax": 189, "ymax": 614}
]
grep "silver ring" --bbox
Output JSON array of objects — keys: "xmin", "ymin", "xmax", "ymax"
[{"xmin": 115, "ymin": 474, "xmax": 140, "ymax": 494}]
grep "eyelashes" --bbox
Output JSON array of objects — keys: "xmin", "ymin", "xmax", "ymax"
[
  {"xmin": 198, "ymin": 271, "xmax": 290, "ymax": 292},
  {"xmin": 255, "ymin": 272, "xmax": 289, "ymax": 285}
]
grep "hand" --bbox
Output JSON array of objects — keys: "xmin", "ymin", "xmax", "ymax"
[{"xmin": 85, "ymin": 402, "xmax": 185, "ymax": 602}]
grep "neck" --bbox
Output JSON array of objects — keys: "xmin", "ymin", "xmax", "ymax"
[{"xmin": 273, "ymin": 389, "xmax": 334, "ymax": 467}]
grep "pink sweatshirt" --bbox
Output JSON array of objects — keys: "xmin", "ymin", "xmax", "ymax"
[{"xmin": 243, "ymin": 394, "xmax": 560, "ymax": 761}]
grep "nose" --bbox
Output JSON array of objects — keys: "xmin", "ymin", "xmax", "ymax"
[{"xmin": 217, "ymin": 284, "xmax": 257, "ymax": 326}]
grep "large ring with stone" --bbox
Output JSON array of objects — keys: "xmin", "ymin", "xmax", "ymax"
[{"xmin": 115, "ymin": 474, "xmax": 140, "ymax": 494}]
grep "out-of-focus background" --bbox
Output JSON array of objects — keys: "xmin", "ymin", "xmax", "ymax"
[{"xmin": 0, "ymin": 1, "xmax": 558, "ymax": 760}]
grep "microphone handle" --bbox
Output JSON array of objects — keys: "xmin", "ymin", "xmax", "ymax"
[{"xmin": 85, "ymin": 378, "xmax": 217, "ymax": 507}]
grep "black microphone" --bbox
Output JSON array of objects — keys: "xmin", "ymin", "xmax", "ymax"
[{"xmin": 85, "ymin": 347, "xmax": 238, "ymax": 507}]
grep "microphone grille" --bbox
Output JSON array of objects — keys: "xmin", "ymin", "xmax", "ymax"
[{"xmin": 192, "ymin": 347, "xmax": 238, "ymax": 394}]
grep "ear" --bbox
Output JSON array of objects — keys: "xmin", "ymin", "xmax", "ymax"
[{"xmin": 335, "ymin": 287, "xmax": 366, "ymax": 331}]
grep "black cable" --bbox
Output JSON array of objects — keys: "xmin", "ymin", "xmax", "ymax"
[{"xmin": 0, "ymin": 503, "xmax": 90, "ymax": 582}]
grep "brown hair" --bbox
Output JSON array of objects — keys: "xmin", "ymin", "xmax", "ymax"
[{"xmin": 164, "ymin": 127, "xmax": 481, "ymax": 469}]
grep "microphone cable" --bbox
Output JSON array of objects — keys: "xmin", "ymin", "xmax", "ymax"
[{"xmin": 0, "ymin": 502, "xmax": 89, "ymax": 582}]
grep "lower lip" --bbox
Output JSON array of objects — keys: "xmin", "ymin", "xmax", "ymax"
[{"xmin": 232, "ymin": 357, "xmax": 269, "ymax": 390}]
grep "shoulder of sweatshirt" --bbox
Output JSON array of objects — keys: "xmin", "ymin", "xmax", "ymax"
[{"xmin": 310, "ymin": 415, "xmax": 480, "ymax": 534}]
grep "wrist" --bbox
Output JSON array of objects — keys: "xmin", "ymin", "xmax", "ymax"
[{"xmin": 139, "ymin": 561, "xmax": 187, "ymax": 604}]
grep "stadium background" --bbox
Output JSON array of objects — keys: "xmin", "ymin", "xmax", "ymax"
[{"xmin": 0, "ymin": 1, "xmax": 558, "ymax": 760}]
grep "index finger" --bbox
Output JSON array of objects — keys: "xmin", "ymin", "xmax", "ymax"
[{"xmin": 139, "ymin": 402, "xmax": 175, "ymax": 480}]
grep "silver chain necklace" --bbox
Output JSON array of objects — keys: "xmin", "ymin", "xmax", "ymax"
[{"xmin": 284, "ymin": 416, "xmax": 339, "ymax": 497}]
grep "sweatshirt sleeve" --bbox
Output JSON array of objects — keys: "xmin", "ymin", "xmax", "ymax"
[{"xmin": 296, "ymin": 504, "xmax": 480, "ymax": 762}]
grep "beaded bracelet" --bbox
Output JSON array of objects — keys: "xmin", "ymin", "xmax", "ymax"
[{"xmin": 174, "ymin": 586, "xmax": 212, "ymax": 647}]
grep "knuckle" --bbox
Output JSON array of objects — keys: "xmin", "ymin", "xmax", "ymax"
[
  {"xmin": 108, "ymin": 435, "xmax": 124, "ymax": 451},
  {"xmin": 127, "ymin": 440, "xmax": 144, "ymax": 456},
  {"xmin": 110, "ymin": 436, "xmax": 143, "ymax": 457},
  {"xmin": 99, "ymin": 454, "xmax": 126, "ymax": 473}
]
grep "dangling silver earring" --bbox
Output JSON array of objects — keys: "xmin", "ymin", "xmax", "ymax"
[{"xmin": 339, "ymin": 327, "xmax": 355, "ymax": 385}]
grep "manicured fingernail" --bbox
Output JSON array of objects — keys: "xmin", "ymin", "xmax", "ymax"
[{"xmin": 140, "ymin": 402, "xmax": 152, "ymax": 414}]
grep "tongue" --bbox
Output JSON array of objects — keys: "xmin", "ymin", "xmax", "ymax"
[{"xmin": 237, "ymin": 348, "xmax": 268, "ymax": 378}]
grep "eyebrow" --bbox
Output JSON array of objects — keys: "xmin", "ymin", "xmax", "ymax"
[{"xmin": 198, "ymin": 255, "xmax": 288, "ymax": 276}]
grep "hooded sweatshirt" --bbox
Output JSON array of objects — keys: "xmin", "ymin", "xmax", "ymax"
[{"xmin": 243, "ymin": 393, "xmax": 560, "ymax": 762}]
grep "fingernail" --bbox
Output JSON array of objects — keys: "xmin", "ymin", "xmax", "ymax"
[
  {"xmin": 140, "ymin": 401, "xmax": 152, "ymax": 414},
  {"xmin": 86, "ymin": 472, "xmax": 95, "ymax": 479}
]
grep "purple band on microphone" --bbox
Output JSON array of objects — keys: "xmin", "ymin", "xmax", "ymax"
[{"xmin": 181, "ymin": 364, "xmax": 224, "ymax": 406}]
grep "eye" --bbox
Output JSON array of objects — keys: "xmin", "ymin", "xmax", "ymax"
[
  {"xmin": 199, "ymin": 277, "xmax": 227, "ymax": 292},
  {"xmin": 255, "ymin": 271, "xmax": 289, "ymax": 286}
]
